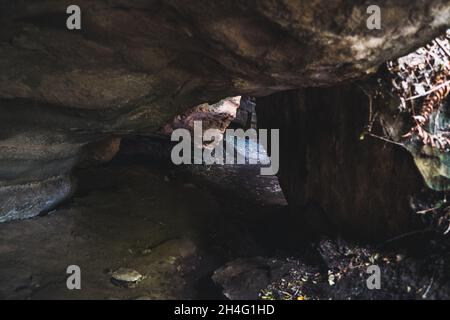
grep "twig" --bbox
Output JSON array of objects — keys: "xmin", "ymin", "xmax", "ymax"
[
  {"xmin": 367, "ymin": 133, "xmax": 405, "ymax": 148},
  {"xmin": 381, "ymin": 230, "xmax": 429, "ymax": 246},
  {"xmin": 417, "ymin": 206, "xmax": 440, "ymax": 215},
  {"xmin": 422, "ymin": 276, "xmax": 434, "ymax": 299},
  {"xmin": 444, "ymin": 223, "xmax": 450, "ymax": 235},
  {"xmin": 405, "ymin": 79, "xmax": 450, "ymax": 101},
  {"xmin": 364, "ymin": 91, "xmax": 379, "ymax": 133}
]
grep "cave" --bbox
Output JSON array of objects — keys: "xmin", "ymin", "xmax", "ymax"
[{"xmin": 1, "ymin": 1, "xmax": 450, "ymax": 302}]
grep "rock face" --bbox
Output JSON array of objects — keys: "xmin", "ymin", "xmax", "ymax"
[
  {"xmin": 257, "ymin": 86, "xmax": 424, "ymax": 239},
  {"xmin": 0, "ymin": 1, "xmax": 450, "ymax": 222}
]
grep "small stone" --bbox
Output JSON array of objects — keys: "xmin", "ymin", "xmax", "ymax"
[
  {"xmin": 110, "ymin": 268, "xmax": 143, "ymax": 287},
  {"xmin": 168, "ymin": 256, "xmax": 177, "ymax": 264},
  {"xmin": 327, "ymin": 271, "xmax": 335, "ymax": 286}
]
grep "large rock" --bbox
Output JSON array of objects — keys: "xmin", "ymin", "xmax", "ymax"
[
  {"xmin": 0, "ymin": 0, "xmax": 450, "ymax": 222},
  {"xmin": 256, "ymin": 85, "xmax": 424, "ymax": 239}
]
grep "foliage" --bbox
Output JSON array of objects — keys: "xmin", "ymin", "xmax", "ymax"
[{"xmin": 387, "ymin": 30, "xmax": 450, "ymax": 150}]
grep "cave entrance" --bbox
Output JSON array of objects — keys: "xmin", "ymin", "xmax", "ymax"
[
  {"xmin": 113, "ymin": 95, "xmax": 293, "ymax": 298},
  {"xmin": 116, "ymin": 94, "xmax": 288, "ymax": 232}
]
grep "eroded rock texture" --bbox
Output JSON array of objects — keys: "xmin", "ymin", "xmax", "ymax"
[{"xmin": 1, "ymin": 1, "xmax": 450, "ymax": 222}]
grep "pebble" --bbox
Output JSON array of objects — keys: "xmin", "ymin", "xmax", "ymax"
[{"xmin": 110, "ymin": 268, "xmax": 143, "ymax": 287}]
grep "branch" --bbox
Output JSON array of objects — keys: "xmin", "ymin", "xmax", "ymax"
[{"xmin": 405, "ymin": 79, "xmax": 450, "ymax": 101}]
